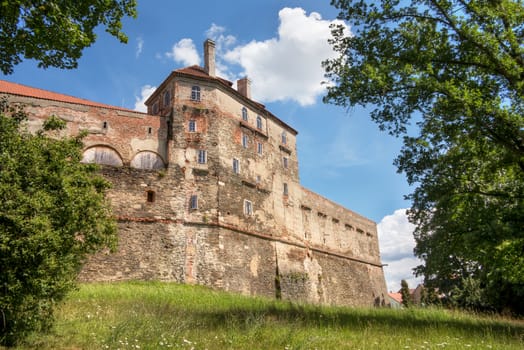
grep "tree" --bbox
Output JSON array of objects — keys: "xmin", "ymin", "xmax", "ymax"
[
  {"xmin": 400, "ymin": 279, "xmax": 413, "ymax": 308},
  {"xmin": 0, "ymin": 0, "xmax": 137, "ymax": 74},
  {"xmin": 0, "ymin": 99, "xmax": 116, "ymax": 346},
  {"xmin": 324, "ymin": 1, "xmax": 524, "ymax": 314}
]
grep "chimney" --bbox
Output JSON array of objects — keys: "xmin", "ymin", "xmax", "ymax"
[
  {"xmin": 204, "ymin": 39, "xmax": 215, "ymax": 77},
  {"xmin": 237, "ymin": 77, "xmax": 251, "ymax": 99}
]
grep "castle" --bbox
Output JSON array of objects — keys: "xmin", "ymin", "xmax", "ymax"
[{"xmin": 0, "ymin": 40, "xmax": 388, "ymax": 307}]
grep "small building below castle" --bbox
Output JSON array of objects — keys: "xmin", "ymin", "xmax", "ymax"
[{"xmin": 0, "ymin": 40, "xmax": 389, "ymax": 307}]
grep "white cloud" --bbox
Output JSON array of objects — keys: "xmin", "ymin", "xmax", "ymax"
[
  {"xmin": 222, "ymin": 7, "xmax": 351, "ymax": 106},
  {"xmin": 136, "ymin": 36, "xmax": 144, "ymax": 58},
  {"xmin": 166, "ymin": 38, "xmax": 201, "ymax": 66},
  {"xmin": 134, "ymin": 84, "xmax": 156, "ymax": 112},
  {"xmin": 377, "ymin": 209, "xmax": 423, "ymax": 292},
  {"xmin": 206, "ymin": 23, "xmax": 237, "ymax": 49}
]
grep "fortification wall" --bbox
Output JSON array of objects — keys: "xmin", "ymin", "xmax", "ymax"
[{"xmin": 3, "ymin": 81, "xmax": 389, "ymax": 307}]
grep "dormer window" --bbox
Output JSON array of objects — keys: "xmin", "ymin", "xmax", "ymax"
[
  {"xmin": 242, "ymin": 107, "xmax": 248, "ymax": 121},
  {"xmin": 191, "ymin": 86, "xmax": 201, "ymax": 101},
  {"xmin": 256, "ymin": 115, "xmax": 263, "ymax": 129}
]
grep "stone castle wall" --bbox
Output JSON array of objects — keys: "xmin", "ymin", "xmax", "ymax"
[{"xmin": 2, "ymin": 72, "xmax": 389, "ymax": 307}]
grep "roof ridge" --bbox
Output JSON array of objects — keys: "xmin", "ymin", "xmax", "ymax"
[{"xmin": 0, "ymin": 79, "xmax": 142, "ymax": 114}]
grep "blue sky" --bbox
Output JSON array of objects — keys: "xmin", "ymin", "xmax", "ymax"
[{"xmin": 2, "ymin": 0, "xmax": 422, "ymax": 292}]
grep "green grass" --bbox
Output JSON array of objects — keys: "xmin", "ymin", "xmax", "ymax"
[{"xmin": 7, "ymin": 281, "xmax": 524, "ymax": 349}]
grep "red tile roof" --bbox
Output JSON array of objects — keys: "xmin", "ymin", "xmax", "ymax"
[
  {"xmin": 388, "ymin": 292, "xmax": 403, "ymax": 303},
  {"xmin": 0, "ymin": 79, "xmax": 138, "ymax": 113}
]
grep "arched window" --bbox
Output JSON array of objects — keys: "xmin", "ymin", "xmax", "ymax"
[
  {"xmin": 130, "ymin": 151, "xmax": 166, "ymax": 170},
  {"xmin": 82, "ymin": 146, "xmax": 123, "ymax": 167},
  {"xmin": 163, "ymin": 90, "xmax": 171, "ymax": 106},
  {"xmin": 256, "ymin": 115, "xmax": 262, "ymax": 129},
  {"xmin": 191, "ymin": 86, "xmax": 201, "ymax": 101},
  {"xmin": 242, "ymin": 107, "xmax": 248, "ymax": 121}
]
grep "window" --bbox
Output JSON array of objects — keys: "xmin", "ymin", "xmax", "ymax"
[
  {"xmin": 152, "ymin": 102, "xmax": 159, "ymax": 114},
  {"xmin": 242, "ymin": 133, "xmax": 249, "ymax": 148},
  {"xmin": 244, "ymin": 199, "xmax": 253, "ymax": 215},
  {"xmin": 283, "ymin": 156, "xmax": 289, "ymax": 169},
  {"xmin": 163, "ymin": 90, "xmax": 171, "ymax": 106},
  {"xmin": 283, "ymin": 183, "xmax": 288, "ymax": 196},
  {"xmin": 102, "ymin": 121, "xmax": 108, "ymax": 129},
  {"xmin": 256, "ymin": 116, "xmax": 263, "ymax": 129},
  {"xmin": 198, "ymin": 150, "xmax": 207, "ymax": 164},
  {"xmin": 281, "ymin": 131, "xmax": 287, "ymax": 144},
  {"xmin": 147, "ymin": 127, "xmax": 153, "ymax": 135},
  {"xmin": 188, "ymin": 119, "xmax": 197, "ymax": 132},
  {"xmin": 257, "ymin": 142, "xmax": 263, "ymax": 155},
  {"xmin": 191, "ymin": 86, "xmax": 201, "ymax": 101},
  {"xmin": 146, "ymin": 190, "xmax": 155, "ymax": 203},
  {"xmin": 233, "ymin": 158, "xmax": 240, "ymax": 174},
  {"xmin": 190, "ymin": 195, "xmax": 198, "ymax": 209},
  {"xmin": 256, "ymin": 175, "xmax": 261, "ymax": 184},
  {"xmin": 242, "ymin": 107, "xmax": 248, "ymax": 121}
]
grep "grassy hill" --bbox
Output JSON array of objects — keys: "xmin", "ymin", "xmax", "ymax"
[{"xmin": 7, "ymin": 282, "xmax": 524, "ymax": 349}]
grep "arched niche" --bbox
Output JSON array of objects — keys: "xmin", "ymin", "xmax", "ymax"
[
  {"xmin": 130, "ymin": 151, "xmax": 166, "ymax": 170},
  {"xmin": 82, "ymin": 146, "xmax": 123, "ymax": 167}
]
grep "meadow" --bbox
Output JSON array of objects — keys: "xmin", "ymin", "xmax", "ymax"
[{"xmin": 8, "ymin": 282, "xmax": 524, "ymax": 350}]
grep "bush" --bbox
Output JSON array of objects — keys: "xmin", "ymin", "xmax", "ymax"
[{"xmin": 0, "ymin": 100, "xmax": 116, "ymax": 346}]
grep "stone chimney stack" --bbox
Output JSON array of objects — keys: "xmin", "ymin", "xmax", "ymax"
[
  {"xmin": 204, "ymin": 39, "xmax": 216, "ymax": 77},
  {"xmin": 237, "ymin": 77, "xmax": 251, "ymax": 99}
]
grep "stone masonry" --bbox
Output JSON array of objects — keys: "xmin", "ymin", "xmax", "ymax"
[{"xmin": 0, "ymin": 40, "xmax": 389, "ymax": 307}]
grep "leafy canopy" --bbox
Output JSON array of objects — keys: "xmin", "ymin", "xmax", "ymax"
[
  {"xmin": 324, "ymin": 0, "xmax": 524, "ymax": 313},
  {"xmin": 0, "ymin": 0, "xmax": 137, "ymax": 74},
  {"xmin": 0, "ymin": 99, "xmax": 117, "ymax": 346}
]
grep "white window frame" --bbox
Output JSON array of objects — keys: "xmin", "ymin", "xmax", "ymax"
[
  {"xmin": 188, "ymin": 119, "xmax": 197, "ymax": 132},
  {"xmin": 197, "ymin": 150, "xmax": 207, "ymax": 164},
  {"xmin": 190, "ymin": 195, "xmax": 198, "ymax": 210},
  {"xmin": 233, "ymin": 158, "xmax": 240, "ymax": 174},
  {"xmin": 242, "ymin": 133, "xmax": 249, "ymax": 148},
  {"xmin": 257, "ymin": 142, "xmax": 263, "ymax": 155},
  {"xmin": 242, "ymin": 107, "xmax": 248, "ymax": 121},
  {"xmin": 244, "ymin": 199, "xmax": 253, "ymax": 216},
  {"xmin": 191, "ymin": 86, "xmax": 201, "ymax": 101}
]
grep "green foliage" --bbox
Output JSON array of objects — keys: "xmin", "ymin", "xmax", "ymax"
[
  {"xmin": 0, "ymin": 100, "xmax": 116, "ymax": 346},
  {"xmin": 324, "ymin": 0, "xmax": 524, "ymax": 314},
  {"xmin": 0, "ymin": 0, "xmax": 137, "ymax": 74},
  {"xmin": 12, "ymin": 282, "xmax": 524, "ymax": 350},
  {"xmin": 400, "ymin": 279, "xmax": 413, "ymax": 308}
]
